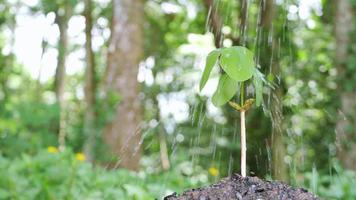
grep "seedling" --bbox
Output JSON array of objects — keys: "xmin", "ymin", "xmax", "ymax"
[{"xmin": 199, "ymin": 46, "xmax": 264, "ymax": 177}]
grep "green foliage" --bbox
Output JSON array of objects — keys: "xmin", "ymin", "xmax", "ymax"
[
  {"xmin": 0, "ymin": 149, "xmax": 209, "ymax": 200},
  {"xmin": 36, "ymin": 0, "xmax": 77, "ymax": 14},
  {"xmin": 219, "ymin": 47, "xmax": 254, "ymax": 82},
  {"xmin": 200, "ymin": 46, "xmax": 263, "ymax": 107},
  {"xmin": 0, "ymin": 102, "xmax": 59, "ymax": 157},
  {"xmin": 199, "ymin": 50, "xmax": 220, "ymax": 91},
  {"xmin": 344, "ymin": 1, "xmax": 356, "ymax": 91},
  {"xmin": 212, "ymin": 74, "xmax": 238, "ymax": 106},
  {"xmin": 0, "ymin": 0, "xmax": 354, "ymax": 198},
  {"xmin": 301, "ymin": 161, "xmax": 356, "ymax": 200}
]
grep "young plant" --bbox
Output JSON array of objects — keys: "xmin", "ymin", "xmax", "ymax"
[{"xmin": 199, "ymin": 46, "xmax": 264, "ymax": 177}]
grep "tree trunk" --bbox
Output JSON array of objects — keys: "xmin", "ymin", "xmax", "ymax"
[
  {"xmin": 103, "ymin": 0, "xmax": 143, "ymax": 170},
  {"xmin": 335, "ymin": 0, "xmax": 356, "ymax": 170},
  {"xmin": 238, "ymin": 0, "xmax": 248, "ymax": 46},
  {"xmin": 55, "ymin": 5, "xmax": 70, "ymax": 152},
  {"xmin": 258, "ymin": 0, "xmax": 288, "ymax": 181},
  {"xmin": 35, "ymin": 39, "xmax": 47, "ymax": 101},
  {"xmin": 159, "ymin": 124, "xmax": 170, "ymax": 170},
  {"xmin": 83, "ymin": 0, "xmax": 96, "ymax": 162},
  {"xmin": 153, "ymin": 96, "xmax": 170, "ymax": 170},
  {"xmin": 0, "ymin": 14, "xmax": 15, "ymax": 107},
  {"xmin": 203, "ymin": 0, "xmax": 223, "ymax": 48}
]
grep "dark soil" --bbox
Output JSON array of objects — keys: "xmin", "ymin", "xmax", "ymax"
[{"xmin": 164, "ymin": 174, "xmax": 320, "ymax": 200}]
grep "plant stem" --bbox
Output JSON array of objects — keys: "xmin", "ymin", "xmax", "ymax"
[
  {"xmin": 240, "ymin": 110, "xmax": 246, "ymax": 177},
  {"xmin": 240, "ymin": 82, "xmax": 244, "ymax": 105},
  {"xmin": 240, "ymin": 81, "xmax": 246, "ymax": 177}
]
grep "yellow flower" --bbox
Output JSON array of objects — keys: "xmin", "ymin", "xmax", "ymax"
[
  {"xmin": 75, "ymin": 153, "xmax": 86, "ymax": 161},
  {"xmin": 47, "ymin": 146, "xmax": 58, "ymax": 154},
  {"xmin": 208, "ymin": 167, "xmax": 219, "ymax": 177}
]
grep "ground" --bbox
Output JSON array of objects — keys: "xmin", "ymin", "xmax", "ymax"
[{"xmin": 165, "ymin": 174, "xmax": 320, "ymax": 200}]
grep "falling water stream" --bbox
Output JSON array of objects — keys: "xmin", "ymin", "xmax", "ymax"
[{"xmin": 110, "ymin": 0, "xmax": 337, "ymax": 198}]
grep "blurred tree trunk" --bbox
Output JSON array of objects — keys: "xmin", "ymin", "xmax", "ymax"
[
  {"xmin": 83, "ymin": 0, "xmax": 96, "ymax": 162},
  {"xmin": 0, "ymin": 12, "xmax": 15, "ymax": 108},
  {"xmin": 36, "ymin": 39, "xmax": 47, "ymax": 101},
  {"xmin": 258, "ymin": 0, "xmax": 288, "ymax": 181},
  {"xmin": 158, "ymin": 124, "xmax": 170, "ymax": 170},
  {"xmin": 152, "ymin": 96, "xmax": 170, "ymax": 170},
  {"xmin": 55, "ymin": 4, "xmax": 70, "ymax": 151},
  {"xmin": 103, "ymin": 0, "xmax": 143, "ymax": 170},
  {"xmin": 203, "ymin": 0, "xmax": 223, "ymax": 48},
  {"xmin": 335, "ymin": 0, "xmax": 356, "ymax": 170},
  {"xmin": 238, "ymin": 0, "xmax": 248, "ymax": 46}
]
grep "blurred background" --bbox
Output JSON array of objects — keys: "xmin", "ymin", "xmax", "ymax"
[{"xmin": 0, "ymin": 0, "xmax": 355, "ymax": 199}]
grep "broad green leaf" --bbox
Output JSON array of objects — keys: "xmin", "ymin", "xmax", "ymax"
[
  {"xmin": 253, "ymin": 68, "xmax": 264, "ymax": 106},
  {"xmin": 199, "ymin": 50, "xmax": 220, "ymax": 91},
  {"xmin": 219, "ymin": 46, "xmax": 254, "ymax": 81},
  {"xmin": 212, "ymin": 74, "xmax": 238, "ymax": 106}
]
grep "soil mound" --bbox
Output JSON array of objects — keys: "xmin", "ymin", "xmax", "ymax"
[{"xmin": 165, "ymin": 174, "xmax": 319, "ymax": 200}]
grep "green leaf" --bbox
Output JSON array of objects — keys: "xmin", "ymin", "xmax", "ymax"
[
  {"xmin": 219, "ymin": 46, "xmax": 254, "ymax": 81},
  {"xmin": 212, "ymin": 74, "xmax": 239, "ymax": 106},
  {"xmin": 199, "ymin": 50, "xmax": 220, "ymax": 91},
  {"xmin": 253, "ymin": 68, "xmax": 264, "ymax": 106}
]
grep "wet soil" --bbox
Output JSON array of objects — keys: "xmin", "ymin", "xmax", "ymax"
[{"xmin": 164, "ymin": 174, "xmax": 320, "ymax": 200}]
